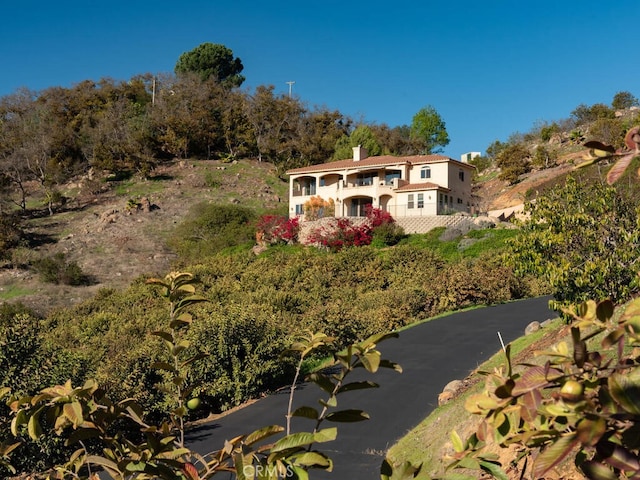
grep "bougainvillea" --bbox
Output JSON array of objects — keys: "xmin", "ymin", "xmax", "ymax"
[{"xmin": 256, "ymin": 215, "xmax": 300, "ymax": 245}]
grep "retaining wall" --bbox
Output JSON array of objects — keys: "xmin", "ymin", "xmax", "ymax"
[{"xmin": 395, "ymin": 215, "xmax": 476, "ymax": 234}]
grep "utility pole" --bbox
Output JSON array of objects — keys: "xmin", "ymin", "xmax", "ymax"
[{"xmin": 286, "ymin": 81, "xmax": 295, "ymax": 98}]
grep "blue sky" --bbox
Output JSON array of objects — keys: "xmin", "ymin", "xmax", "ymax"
[{"xmin": 2, "ymin": 1, "xmax": 639, "ymax": 158}]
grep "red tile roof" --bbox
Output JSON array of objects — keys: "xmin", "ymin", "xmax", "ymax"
[
  {"xmin": 396, "ymin": 182, "xmax": 450, "ymax": 192},
  {"xmin": 286, "ymin": 154, "xmax": 474, "ymax": 175}
]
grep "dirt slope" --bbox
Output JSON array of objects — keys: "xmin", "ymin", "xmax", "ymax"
[{"xmin": 1, "ymin": 159, "xmax": 286, "ymax": 314}]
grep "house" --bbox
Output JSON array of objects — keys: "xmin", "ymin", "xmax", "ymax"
[{"xmin": 286, "ymin": 146, "xmax": 476, "ymax": 219}]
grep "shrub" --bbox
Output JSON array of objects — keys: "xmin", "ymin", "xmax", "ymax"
[
  {"xmin": 256, "ymin": 214, "xmax": 299, "ymax": 245},
  {"xmin": 508, "ymin": 176, "xmax": 640, "ymax": 311},
  {"xmin": 305, "ymin": 218, "xmax": 373, "ymax": 251},
  {"xmin": 371, "ymin": 221, "xmax": 405, "ymax": 247},
  {"xmin": 449, "ymin": 298, "xmax": 640, "ymax": 479},
  {"xmin": 32, "ymin": 253, "xmax": 88, "ymax": 285},
  {"xmin": 167, "ymin": 202, "xmax": 257, "ymax": 261}
]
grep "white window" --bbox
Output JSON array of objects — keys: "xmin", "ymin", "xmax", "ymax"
[
  {"xmin": 408, "ymin": 194, "xmax": 414, "ymax": 209},
  {"xmin": 421, "ymin": 166, "xmax": 431, "ymax": 179},
  {"xmin": 295, "ymin": 204, "xmax": 304, "ymax": 215},
  {"xmin": 417, "ymin": 193, "xmax": 424, "ymax": 208}
]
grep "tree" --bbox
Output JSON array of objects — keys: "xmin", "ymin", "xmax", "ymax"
[
  {"xmin": 175, "ymin": 43, "xmax": 245, "ymax": 87},
  {"xmin": 612, "ymin": 90, "xmax": 639, "ymax": 110},
  {"xmin": 244, "ymin": 85, "xmax": 305, "ymax": 168},
  {"xmin": 485, "ymin": 139, "xmax": 506, "ymax": 161},
  {"xmin": 571, "ymin": 103, "xmax": 615, "ymax": 124},
  {"xmin": 409, "ymin": 105, "xmax": 449, "ymax": 154},
  {"xmin": 495, "ymin": 142, "xmax": 530, "ymax": 184},
  {"xmin": 332, "ymin": 125, "xmax": 382, "ymax": 160},
  {"xmin": 369, "ymin": 124, "xmax": 422, "ymax": 156}
]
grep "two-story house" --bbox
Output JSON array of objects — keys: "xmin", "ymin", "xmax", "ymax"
[{"xmin": 287, "ymin": 146, "xmax": 476, "ymax": 219}]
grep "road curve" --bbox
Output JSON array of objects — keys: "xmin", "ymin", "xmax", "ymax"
[{"xmin": 186, "ymin": 296, "xmax": 555, "ymax": 479}]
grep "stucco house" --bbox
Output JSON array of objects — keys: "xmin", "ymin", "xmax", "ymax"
[{"xmin": 286, "ymin": 146, "xmax": 476, "ymax": 219}]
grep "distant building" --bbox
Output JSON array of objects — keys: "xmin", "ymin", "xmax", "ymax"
[
  {"xmin": 461, "ymin": 152, "xmax": 481, "ymax": 163},
  {"xmin": 287, "ymin": 146, "xmax": 476, "ymax": 219}
]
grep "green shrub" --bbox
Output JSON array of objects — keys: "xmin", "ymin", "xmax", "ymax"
[
  {"xmin": 32, "ymin": 253, "xmax": 89, "ymax": 285},
  {"xmin": 508, "ymin": 176, "xmax": 640, "ymax": 311},
  {"xmin": 167, "ymin": 203, "xmax": 257, "ymax": 261},
  {"xmin": 372, "ymin": 221, "xmax": 405, "ymax": 247}
]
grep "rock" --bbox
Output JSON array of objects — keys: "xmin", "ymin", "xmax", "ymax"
[
  {"xmin": 439, "ymin": 228, "xmax": 463, "ymax": 242},
  {"xmin": 443, "ymin": 380, "xmax": 463, "ymax": 393},
  {"xmin": 438, "ymin": 391, "xmax": 454, "ymax": 406},
  {"xmin": 541, "ymin": 318, "xmax": 557, "ymax": 328},
  {"xmin": 140, "ymin": 197, "xmax": 151, "ymax": 213},
  {"xmin": 252, "ymin": 244, "xmax": 268, "ymax": 255},
  {"xmin": 99, "ymin": 209, "xmax": 118, "ymax": 224},
  {"xmin": 525, "ymin": 321, "xmax": 541, "ymax": 335}
]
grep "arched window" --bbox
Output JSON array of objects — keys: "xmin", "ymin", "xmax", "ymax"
[{"xmin": 420, "ymin": 166, "xmax": 431, "ymax": 179}]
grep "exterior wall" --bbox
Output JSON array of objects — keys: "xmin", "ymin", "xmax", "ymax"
[
  {"xmin": 288, "ymin": 160, "xmax": 474, "ymax": 218},
  {"xmin": 446, "ymin": 164, "xmax": 473, "ymax": 212},
  {"xmin": 461, "ymin": 152, "xmax": 481, "ymax": 163},
  {"xmin": 408, "ymin": 163, "xmax": 449, "ymax": 185},
  {"xmin": 391, "ymin": 191, "xmax": 438, "ymax": 216},
  {"xmin": 395, "ymin": 215, "xmax": 475, "ymax": 234}
]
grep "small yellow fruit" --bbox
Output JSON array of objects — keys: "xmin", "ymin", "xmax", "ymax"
[
  {"xmin": 560, "ymin": 380, "xmax": 584, "ymax": 402},
  {"xmin": 186, "ymin": 398, "xmax": 201, "ymax": 410}
]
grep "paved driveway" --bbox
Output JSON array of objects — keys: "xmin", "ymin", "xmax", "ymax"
[{"xmin": 186, "ymin": 296, "xmax": 554, "ymax": 479}]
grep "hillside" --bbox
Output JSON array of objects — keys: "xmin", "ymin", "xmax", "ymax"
[
  {"xmin": 0, "ymin": 138, "xmax": 630, "ymax": 315},
  {"xmin": 0, "ymin": 159, "xmax": 287, "ymax": 314}
]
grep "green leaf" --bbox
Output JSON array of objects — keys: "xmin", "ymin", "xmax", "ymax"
[
  {"xmin": 359, "ymin": 350, "xmax": 381, "ymax": 373},
  {"xmin": 290, "ymin": 451, "xmax": 332, "ymax": 468},
  {"xmin": 596, "ymin": 299, "xmax": 615, "ymax": 322},
  {"xmin": 288, "ymin": 464, "xmax": 310, "ymax": 480},
  {"xmin": 245, "ymin": 424, "xmax": 285, "ymax": 445},
  {"xmin": 479, "ymin": 460, "xmax": 508, "ymax": 480},
  {"xmin": 609, "ymin": 372, "xmax": 640, "ymax": 415},
  {"xmin": 450, "ymin": 430, "xmax": 465, "ymax": 453},
  {"xmin": 319, "ymin": 396, "xmax": 337, "ymax": 408},
  {"xmin": 533, "ymin": 434, "xmax": 578, "ymax": 478},
  {"xmin": 325, "ymin": 409, "xmax": 370, "ymax": 422},
  {"xmin": 27, "ymin": 410, "xmax": 43, "ymax": 441},
  {"xmin": 307, "ymin": 373, "xmax": 336, "ymax": 395},
  {"xmin": 62, "ymin": 401, "xmax": 84, "ymax": 427},
  {"xmin": 85, "ymin": 454, "xmax": 120, "ymax": 472},
  {"xmin": 270, "ymin": 427, "xmax": 337, "ymax": 453},
  {"xmin": 381, "ymin": 458, "xmax": 423, "ymax": 480},
  {"xmin": 358, "ymin": 331, "xmax": 399, "ymax": 349},
  {"xmin": 599, "ymin": 442, "xmax": 640, "ymax": 471},
  {"xmin": 576, "ymin": 417, "xmax": 606, "ymax": 447},
  {"xmin": 580, "ymin": 461, "xmax": 618, "ymax": 480},
  {"xmin": 10, "ymin": 409, "xmax": 26, "ymax": 436}
]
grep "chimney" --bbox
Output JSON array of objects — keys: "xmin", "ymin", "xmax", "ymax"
[{"xmin": 352, "ymin": 145, "xmax": 368, "ymax": 162}]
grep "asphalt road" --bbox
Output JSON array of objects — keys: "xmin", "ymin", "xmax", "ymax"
[{"xmin": 186, "ymin": 296, "xmax": 555, "ymax": 479}]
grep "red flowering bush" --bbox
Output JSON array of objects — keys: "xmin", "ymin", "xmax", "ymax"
[
  {"xmin": 365, "ymin": 205, "xmax": 394, "ymax": 228},
  {"xmin": 305, "ymin": 218, "xmax": 373, "ymax": 251},
  {"xmin": 256, "ymin": 215, "xmax": 300, "ymax": 245}
]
